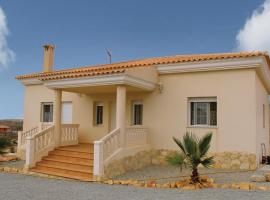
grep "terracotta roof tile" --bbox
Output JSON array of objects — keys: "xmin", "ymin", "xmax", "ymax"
[{"xmin": 16, "ymin": 51, "xmax": 270, "ymax": 81}]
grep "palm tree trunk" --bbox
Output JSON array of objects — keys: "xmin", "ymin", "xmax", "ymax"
[{"xmin": 191, "ymin": 167, "xmax": 200, "ymax": 183}]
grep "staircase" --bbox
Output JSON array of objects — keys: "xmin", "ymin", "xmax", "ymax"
[{"xmin": 30, "ymin": 144, "xmax": 93, "ymax": 181}]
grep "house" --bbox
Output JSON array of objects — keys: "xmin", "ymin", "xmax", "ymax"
[
  {"xmin": 0, "ymin": 125, "xmax": 12, "ymax": 133},
  {"xmin": 16, "ymin": 44, "xmax": 270, "ymax": 180}
]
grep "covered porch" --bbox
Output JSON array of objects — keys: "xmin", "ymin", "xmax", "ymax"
[
  {"xmin": 47, "ymin": 74, "xmax": 156, "ymax": 178},
  {"xmin": 18, "ymin": 70, "xmax": 157, "ymax": 179}
]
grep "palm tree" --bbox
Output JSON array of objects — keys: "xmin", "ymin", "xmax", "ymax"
[
  {"xmin": 0, "ymin": 137, "xmax": 13, "ymax": 155},
  {"xmin": 167, "ymin": 132, "xmax": 214, "ymax": 183}
]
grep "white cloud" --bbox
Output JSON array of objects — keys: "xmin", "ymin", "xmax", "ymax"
[
  {"xmin": 0, "ymin": 6, "xmax": 14, "ymax": 68},
  {"xmin": 236, "ymin": 0, "xmax": 270, "ymax": 52}
]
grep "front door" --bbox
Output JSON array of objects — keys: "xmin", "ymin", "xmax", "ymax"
[
  {"xmin": 61, "ymin": 102, "xmax": 73, "ymax": 124},
  {"xmin": 109, "ymin": 101, "xmax": 116, "ymax": 131}
]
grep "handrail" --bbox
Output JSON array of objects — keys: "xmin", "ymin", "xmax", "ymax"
[
  {"xmin": 18, "ymin": 126, "xmax": 39, "ymax": 148},
  {"xmin": 100, "ymin": 128, "xmax": 120, "ymax": 142},
  {"xmin": 126, "ymin": 126, "xmax": 149, "ymax": 147},
  {"xmin": 94, "ymin": 128, "xmax": 121, "ymax": 177},
  {"xmin": 61, "ymin": 124, "xmax": 80, "ymax": 146},
  {"xmin": 25, "ymin": 123, "xmax": 80, "ymax": 168},
  {"xmin": 25, "ymin": 125, "xmax": 55, "ymax": 168},
  {"xmin": 94, "ymin": 126, "xmax": 149, "ymax": 178}
]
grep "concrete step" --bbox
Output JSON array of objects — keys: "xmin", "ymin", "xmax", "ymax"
[
  {"xmin": 56, "ymin": 144, "xmax": 93, "ymax": 153},
  {"xmin": 49, "ymin": 149, "xmax": 93, "ymax": 159},
  {"xmin": 43, "ymin": 154, "xmax": 93, "ymax": 166},
  {"xmin": 36, "ymin": 160, "xmax": 93, "ymax": 173},
  {"xmin": 30, "ymin": 144, "xmax": 95, "ymax": 181},
  {"xmin": 31, "ymin": 165, "xmax": 92, "ymax": 181}
]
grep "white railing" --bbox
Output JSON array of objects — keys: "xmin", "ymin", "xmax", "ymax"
[
  {"xmin": 18, "ymin": 126, "xmax": 39, "ymax": 148},
  {"xmin": 25, "ymin": 125, "xmax": 55, "ymax": 168},
  {"xmin": 18, "ymin": 123, "xmax": 53, "ymax": 150},
  {"xmin": 94, "ymin": 126, "xmax": 149, "ymax": 177},
  {"xmin": 126, "ymin": 126, "xmax": 148, "ymax": 147},
  {"xmin": 24, "ymin": 123, "xmax": 80, "ymax": 168},
  {"xmin": 94, "ymin": 128, "xmax": 121, "ymax": 177},
  {"xmin": 61, "ymin": 124, "xmax": 79, "ymax": 146},
  {"xmin": 40, "ymin": 122, "xmax": 53, "ymax": 130}
]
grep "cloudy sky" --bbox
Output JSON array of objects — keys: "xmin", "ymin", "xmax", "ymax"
[{"xmin": 0, "ymin": 0, "xmax": 269, "ymax": 119}]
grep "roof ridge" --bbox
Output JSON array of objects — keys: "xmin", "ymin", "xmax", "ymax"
[
  {"xmin": 45, "ymin": 51, "xmax": 269, "ymax": 72},
  {"xmin": 16, "ymin": 51, "xmax": 269, "ymax": 80}
]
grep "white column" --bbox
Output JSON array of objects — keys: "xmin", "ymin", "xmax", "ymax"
[
  {"xmin": 25, "ymin": 136, "xmax": 35, "ymax": 168},
  {"xmin": 116, "ymin": 85, "xmax": 126, "ymax": 147},
  {"xmin": 54, "ymin": 89, "xmax": 62, "ymax": 146},
  {"xmin": 93, "ymin": 140, "xmax": 104, "ymax": 178}
]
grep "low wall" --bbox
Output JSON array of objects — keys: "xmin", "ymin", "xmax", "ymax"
[
  {"xmin": 210, "ymin": 152, "xmax": 257, "ymax": 170},
  {"xmin": 104, "ymin": 149, "xmax": 257, "ymax": 178}
]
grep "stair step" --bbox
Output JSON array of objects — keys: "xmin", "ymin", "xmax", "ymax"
[
  {"xmin": 43, "ymin": 155, "xmax": 93, "ymax": 166},
  {"xmin": 31, "ymin": 166, "xmax": 92, "ymax": 181},
  {"xmin": 50, "ymin": 149, "xmax": 93, "ymax": 159},
  {"xmin": 37, "ymin": 160, "xmax": 93, "ymax": 173},
  {"xmin": 30, "ymin": 144, "xmax": 95, "ymax": 181},
  {"xmin": 56, "ymin": 144, "xmax": 93, "ymax": 153}
]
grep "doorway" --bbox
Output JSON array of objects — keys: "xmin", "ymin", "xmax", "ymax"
[{"xmin": 109, "ymin": 101, "xmax": 116, "ymax": 131}]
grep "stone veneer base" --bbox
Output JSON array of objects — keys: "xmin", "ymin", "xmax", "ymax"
[{"xmin": 104, "ymin": 149, "xmax": 257, "ymax": 178}]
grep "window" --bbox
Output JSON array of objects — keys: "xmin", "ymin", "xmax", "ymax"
[
  {"xmin": 41, "ymin": 103, "xmax": 53, "ymax": 122},
  {"xmin": 132, "ymin": 101, "xmax": 143, "ymax": 125},
  {"xmin": 95, "ymin": 102, "xmax": 103, "ymax": 125},
  {"xmin": 189, "ymin": 98, "xmax": 217, "ymax": 126}
]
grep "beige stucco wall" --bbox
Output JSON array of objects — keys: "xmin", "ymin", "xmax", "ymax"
[
  {"xmin": 22, "ymin": 68, "xmax": 270, "ymax": 160},
  {"xmin": 255, "ymin": 73, "xmax": 270, "ymax": 161},
  {"xmin": 125, "ymin": 66, "xmax": 158, "ymax": 84},
  {"xmin": 142, "ymin": 69, "xmax": 262, "ymax": 155}
]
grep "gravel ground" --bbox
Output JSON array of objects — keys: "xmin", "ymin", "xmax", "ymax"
[
  {"xmin": 0, "ymin": 172, "xmax": 270, "ymax": 200},
  {"xmin": 116, "ymin": 165, "xmax": 270, "ymax": 186}
]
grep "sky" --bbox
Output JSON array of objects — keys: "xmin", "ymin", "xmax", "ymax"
[{"xmin": 0, "ymin": 0, "xmax": 269, "ymax": 119}]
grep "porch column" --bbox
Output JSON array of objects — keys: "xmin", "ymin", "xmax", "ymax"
[
  {"xmin": 116, "ymin": 85, "xmax": 126, "ymax": 147},
  {"xmin": 54, "ymin": 89, "xmax": 62, "ymax": 146}
]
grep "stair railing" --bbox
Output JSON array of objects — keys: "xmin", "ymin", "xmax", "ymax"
[
  {"xmin": 18, "ymin": 126, "xmax": 39, "ymax": 149},
  {"xmin": 61, "ymin": 124, "xmax": 80, "ymax": 146},
  {"xmin": 25, "ymin": 125, "xmax": 55, "ymax": 168},
  {"xmin": 93, "ymin": 128, "xmax": 121, "ymax": 177}
]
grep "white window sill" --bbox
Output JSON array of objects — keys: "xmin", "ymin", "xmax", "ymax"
[{"xmin": 186, "ymin": 125, "xmax": 218, "ymax": 129}]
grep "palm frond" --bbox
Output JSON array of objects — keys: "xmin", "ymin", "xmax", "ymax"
[
  {"xmin": 199, "ymin": 132, "xmax": 212, "ymax": 157},
  {"xmin": 166, "ymin": 152, "xmax": 185, "ymax": 168},
  {"xmin": 183, "ymin": 133, "xmax": 199, "ymax": 158},
  {"xmin": 170, "ymin": 132, "xmax": 215, "ymax": 183},
  {"xmin": 173, "ymin": 137, "xmax": 186, "ymax": 155},
  {"xmin": 201, "ymin": 156, "xmax": 214, "ymax": 168}
]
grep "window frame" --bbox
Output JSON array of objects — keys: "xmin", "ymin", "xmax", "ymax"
[
  {"xmin": 94, "ymin": 102, "xmax": 104, "ymax": 126},
  {"xmin": 188, "ymin": 97, "xmax": 217, "ymax": 127},
  {"xmin": 41, "ymin": 102, "xmax": 54, "ymax": 123},
  {"xmin": 132, "ymin": 100, "xmax": 143, "ymax": 126}
]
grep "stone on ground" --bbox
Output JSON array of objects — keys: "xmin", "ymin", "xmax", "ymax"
[{"xmin": 250, "ymin": 174, "xmax": 266, "ymax": 182}]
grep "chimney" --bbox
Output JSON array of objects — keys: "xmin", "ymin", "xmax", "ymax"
[{"xmin": 43, "ymin": 44, "xmax": 55, "ymax": 72}]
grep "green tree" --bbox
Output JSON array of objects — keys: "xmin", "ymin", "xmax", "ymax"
[
  {"xmin": 0, "ymin": 137, "xmax": 13, "ymax": 155},
  {"xmin": 167, "ymin": 132, "xmax": 214, "ymax": 183}
]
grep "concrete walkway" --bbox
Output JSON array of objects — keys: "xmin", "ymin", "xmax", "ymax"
[{"xmin": 0, "ymin": 172, "xmax": 270, "ymax": 200}]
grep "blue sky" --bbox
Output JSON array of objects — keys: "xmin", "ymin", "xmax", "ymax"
[{"xmin": 0, "ymin": 0, "xmax": 268, "ymax": 119}]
